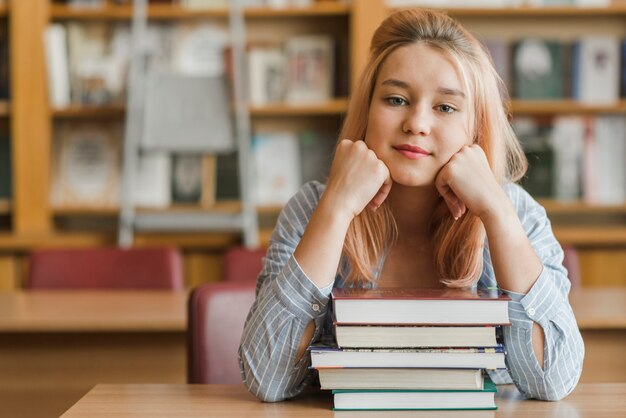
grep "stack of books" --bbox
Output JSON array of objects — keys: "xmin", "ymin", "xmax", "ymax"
[{"xmin": 310, "ymin": 287, "xmax": 511, "ymax": 411}]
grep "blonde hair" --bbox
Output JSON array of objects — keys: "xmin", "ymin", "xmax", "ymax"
[{"xmin": 340, "ymin": 8, "xmax": 527, "ymax": 288}]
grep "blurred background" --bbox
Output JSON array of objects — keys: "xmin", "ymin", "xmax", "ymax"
[{"xmin": 0, "ymin": 0, "xmax": 625, "ymax": 417}]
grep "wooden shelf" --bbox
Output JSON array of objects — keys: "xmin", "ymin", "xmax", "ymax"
[
  {"xmin": 540, "ymin": 200, "xmax": 626, "ymax": 215},
  {"xmin": 422, "ymin": 6, "xmax": 626, "ymax": 17},
  {"xmin": 250, "ymin": 98, "xmax": 348, "ymax": 116},
  {"xmin": 553, "ymin": 226, "xmax": 626, "ymax": 246},
  {"xmin": 52, "ymin": 105, "xmax": 125, "ymax": 119},
  {"xmin": 511, "ymin": 100, "xmax": 626, "ymax": 115},
  {"xmin": 52, "ymin": 99, "xmax": 348, "ymax": 118},
  {"xmin": 49, "ymin": 3, "xmax": 349, "ymax": 20}
]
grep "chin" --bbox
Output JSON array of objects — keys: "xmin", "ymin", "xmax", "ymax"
[{"xmin": 390, "ymin": 172, "xmax": 435, "ymax": 188}]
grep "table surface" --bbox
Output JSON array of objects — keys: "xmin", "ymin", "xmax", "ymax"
[
  {"xmin": 0, "ymin": 287, "xmax": 624, "ymax": 332},
  {"xmin": 0, "ymin": 290, "xmax": 188, "ymax": 332},
  {"xmin": 60, "ymin": 383, "xmax": 626, "ymax": 418}
]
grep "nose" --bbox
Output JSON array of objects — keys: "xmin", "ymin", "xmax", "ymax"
[{"xmin": 402, "ymin": 104, "xmax": 432, "ymax": 136}]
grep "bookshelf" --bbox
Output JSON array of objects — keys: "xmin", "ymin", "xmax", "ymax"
[
  {"xmin": 2, "ymin": 0, "xmax": 350, "ymax": 287},
  {"xmin": 3, "ymin": 0, "xmax": 626, "ymax": 288}
]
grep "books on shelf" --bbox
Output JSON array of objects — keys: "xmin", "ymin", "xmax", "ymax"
[
  {"xmin": 318, "ymin": 368, "xmax": 484, "ymax": 391},
  {"xmin": 50, "ymin": 122, "xmax": 122, "ymax": 208},
  {"xmin": 285, "ymin": 35, "xmax": 334, "ymax": 104},
  {"xmin": 171, "ymin": 154, "xmax": 217, "ymax": 206},
  {"xmin": 331, "ymin": 287, "xmax": 511, "ymax": 325},
  {"xmin": 335, "ymin": 325, "xmax": 499, "ymax": 349},
  {"xmin": 309, "ymin": 344, "xmax": 506, "ymax": 369},
  {"xmin": 332, "ymin": 377, "xmax": 497, "ymax": 411},
  {"xmin": 45, "ymin": 24, "xmax": 72, "ymax": 108}
]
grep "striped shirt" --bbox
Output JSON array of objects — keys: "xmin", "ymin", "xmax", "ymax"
[{"xmin": 238, "ymin": 181, "xmax": 585, "ymax": 402}]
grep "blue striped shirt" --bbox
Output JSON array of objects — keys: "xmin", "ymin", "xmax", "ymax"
[{"xmin": 239, "ymin": 181, "xmax": 585, "ymax": 402}]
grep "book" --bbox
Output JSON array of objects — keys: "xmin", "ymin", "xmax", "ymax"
[
  {"xmin": 171, "ymin": 154, "xmax": 203, "ymax": 203},
  {"xmin": 335, "ymin": 325, "xmax": 498, "ymax": 348},
  {"xmin": 331, "ymin": 287, "xmax": 511, "ymax": 325},
  {"xmin": 512, "ymin": 38, "xmax": 567, "ymax": 99},
  {"xmin": 0, "ymin": 137, "xmax": 10, "ymax": 199},
  {"xmin": 548, "ymin": 116, "xmax": 585, "ymax": 201},
  {"xmin": 309, "ymin": 344, "xmax": 506, "ymax": 369},
  {"xmin": 285, "ymin": 35, "xmax": 334, "ymax": 103},
  {"xmin": 247, "ymin": 44, "xmax": 287, "ymax": 105},
  {"xmin": 332, "ymin": 377, "xmax": 497, "ymax": 411},
  {"xmin": 318, "ymin": 368, "xmax": 484, "ymax": 391},
  {"xmin": 513, "ymin": 117, "xmax": 555, "ymax": 199},
  {"xmin": 572, "ymin": 37, "xmax": 620, "ymax": 104},
  {"xmin": 252, "ymin": 132, "xmax": 302, "ymax": 206},
  {"xmin": 133, "ymin": 152, "xmax": 171, "ymax": 209},
  {"xmin": 482, "ymin": 39, "xmax": 511, "ymax": 92},
  {"xmin": 44, "ymin": 24, "xmax": 71, "ymax": 108},
  {"xmin": 50, "ymin": 122, "xmax": 121, "ymax": 208}
]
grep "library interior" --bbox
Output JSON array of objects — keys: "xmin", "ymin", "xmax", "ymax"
[{"xmin": 0, "ymin": 0, "xmax": 625, "ymax": 417}]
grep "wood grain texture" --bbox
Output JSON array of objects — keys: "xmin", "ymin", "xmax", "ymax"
[{"xmin": 60, "ymin": 383, "xmax": 626, "ymax": 418}]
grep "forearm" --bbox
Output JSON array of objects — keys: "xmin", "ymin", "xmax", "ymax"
[
  {"xmin": 480, "ymin": 192, "xmax": 546, "ymax": 366},
  {"xmin": 294, "ymin": 194, "xmax": 353, "ymax": 289}
]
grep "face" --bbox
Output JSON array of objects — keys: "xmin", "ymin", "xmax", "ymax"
[{"xmin": 364, "ymin": 43, "xmax": 472, "ymax": 187}]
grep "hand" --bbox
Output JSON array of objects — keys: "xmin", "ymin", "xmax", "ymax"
[
  {"xmin": 324, "ymin": 139, "xmax": 392, "ymax": 219},
  {"xmin": 434, "ymin": 144, "xmax": 506, "ymax": 221}
]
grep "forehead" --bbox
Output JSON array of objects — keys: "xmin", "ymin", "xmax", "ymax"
[{"xmin": 377, "ymin": 43, "xmax": 464, "ymax": 91}]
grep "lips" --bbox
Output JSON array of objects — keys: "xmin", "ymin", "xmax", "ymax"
[{"xmin": 393, "ymin": 144, "xmax": 431, "ymax": 159}]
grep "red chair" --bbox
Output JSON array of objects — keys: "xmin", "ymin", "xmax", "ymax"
[
  {"xmin": 222, "ymin": 246, "xmax": 265, "ymax": 282},
  {"xmin": 562, "ymin": 245, "xmax": 581, "ymax": 289},
  {"xmin": 27, "ymin": 247, "xmax": 184, "ymax": 290},
  {"xmin": 187, "ymin": 281, "xmax": 256, "ymax": 384}
]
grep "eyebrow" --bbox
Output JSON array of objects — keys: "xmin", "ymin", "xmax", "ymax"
[{"xmin": 381, "ymin": 79, "xmax": 466, "ymax": 99}]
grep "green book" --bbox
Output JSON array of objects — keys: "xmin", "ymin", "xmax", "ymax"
[
  {"xmin": 332, "ymin": 376, "xmax": 497, "ymax": 411},
  {"xmin": 0, "ymin": 137, "xmax": 11, "ymax": 199},
  {"xmin": 513, "ymin": 38, "xmax": 567, "ymax": 99}
]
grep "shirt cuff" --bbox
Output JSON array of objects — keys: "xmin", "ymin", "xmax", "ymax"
[
  {"xmin": 271, "ymin": 255, "xmax": 332, "ymax": 322},
  {"xmin": 500, "ymin": 266, "xmax": 562, "ymax": 326}
]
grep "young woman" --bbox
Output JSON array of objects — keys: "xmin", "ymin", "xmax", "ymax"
[{"xmin": 239, "ymin": 8, "xmax": 584, "ymax": 402}]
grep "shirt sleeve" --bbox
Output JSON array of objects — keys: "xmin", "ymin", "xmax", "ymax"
[
  {"xmin": 493, "ymin": 184, "xmax": 585, "ymax": 401},
  {"xmin": 238, "ymin": 182, "xmax": 332, "ymax": 402}
]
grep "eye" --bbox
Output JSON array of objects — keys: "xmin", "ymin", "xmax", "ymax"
[
  {"xmin": 437, "ymin": 104, "xmax": 456, "ymax": 114},
  {"xmin": 386, "ymin": 96, "xmax": 408, "ymax": 106}
]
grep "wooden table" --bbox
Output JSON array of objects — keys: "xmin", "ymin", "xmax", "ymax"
[
  {"xmin": 60, "ymin": 383, "xmax": 626, "ymax": 417},
  {"xmin": 0, "ymin": 288, "xmax": 624, "ymax": 418},
  {"xmin": 0, "ymin": 291, "xmax": 188, "ymax": 418}
]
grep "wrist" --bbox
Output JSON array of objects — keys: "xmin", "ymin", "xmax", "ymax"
[{"xmin": 318, "ymin": 192, "xmax": 356, "ymax": 226}]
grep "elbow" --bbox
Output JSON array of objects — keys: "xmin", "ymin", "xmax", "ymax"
[{"xmin": 238, "ymin": 347, "xmax": 289, "ymax": 403}]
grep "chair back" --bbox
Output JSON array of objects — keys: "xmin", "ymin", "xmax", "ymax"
[
  {"xmin": 222, "ymin": 246, "xmax": 265, "ymax": 282},
  {"xmin": 187, "ymin": 281, "xmax": 256, "ymax": 384},
  {"xmin": 27, "ymin": 247, "xmax": 184, "ymax": 290},
  {"xmin": 562, "ymin": 245, "xmax": 581, "ymax": 289}
]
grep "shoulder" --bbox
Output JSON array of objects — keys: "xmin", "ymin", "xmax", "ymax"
[{"xmin": 271, "ymin": 181, "xmax": 326, "ymax": 243}]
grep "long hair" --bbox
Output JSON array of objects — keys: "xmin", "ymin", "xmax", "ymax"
[{"xmin": 339, "ymin": 8, "xmax": 527, "ymax": 288}]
